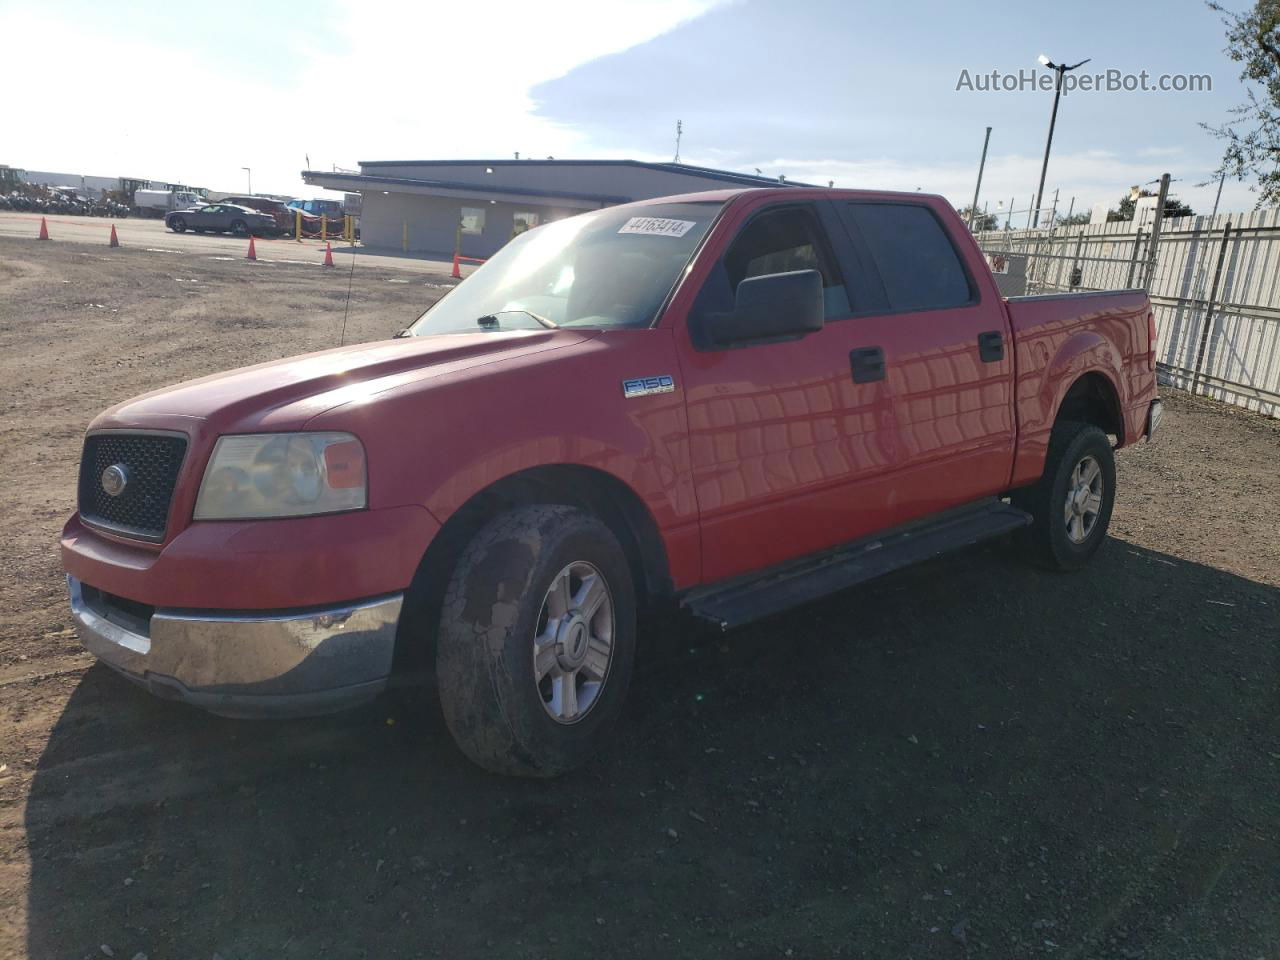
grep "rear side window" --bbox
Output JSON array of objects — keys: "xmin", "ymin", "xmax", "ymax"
[{"xmin": 841, "ymin": 203, "xmax": 974, "ymax": 312}]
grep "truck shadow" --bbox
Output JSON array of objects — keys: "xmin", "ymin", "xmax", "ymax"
[{"xmin": 24, "ymin": 538, "xmax": 1280, "ymax": 959}]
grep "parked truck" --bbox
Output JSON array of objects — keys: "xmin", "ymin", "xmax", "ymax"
[
  {"xmin": 62, "ymin": 187, "xmax": 1162, "ymax": 777},
  {"xmin": 133, "ymin": 188, "xmax": 203, "ymax": 218}
]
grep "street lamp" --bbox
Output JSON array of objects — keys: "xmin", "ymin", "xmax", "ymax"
[
  {"xmin": 241, "ymin": 166, "xmax": 252, "ymax": 196},
  {"xmin": 1033, "ymin": 54, "xmax": 1090, "ymax": 228}
]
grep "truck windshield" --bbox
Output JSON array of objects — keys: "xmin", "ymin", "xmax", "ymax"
[{"xmin": 409, "ymin": 201, "xmax": 722, "ymax": 335}]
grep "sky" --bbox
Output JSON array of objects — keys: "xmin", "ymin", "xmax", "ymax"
[{"xmin": 1, "ymin": 0, "xmax": 1266, "ymax": 217}]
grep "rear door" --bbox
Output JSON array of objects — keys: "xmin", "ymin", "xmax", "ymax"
[
  {"xmin": 677, "ymin": 199, "xmax": 900, "ymax": 582},
  {"xmin": 832, "ymin": 200, "xmax": 1016, "ymax": 525}
]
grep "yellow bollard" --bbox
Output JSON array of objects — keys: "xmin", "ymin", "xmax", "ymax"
[
  {"xmin": 321, "ymin": 216, "xmax": 326, "ymax": 243},
  {"xmin": 402, "ymin": 222, "xmax": 409, "ymax": 252},
  {"xmin": 295, "ymin": 208, "xmax": 302, "ymax": 242},
  {"xmin": 347, "ymin": 215, "xmax": 355, "ymax": 246}
]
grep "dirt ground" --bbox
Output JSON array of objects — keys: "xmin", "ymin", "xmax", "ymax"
[{"xmin": 1, "ymin": 236, "xmax": 1278, "ymax": 960}]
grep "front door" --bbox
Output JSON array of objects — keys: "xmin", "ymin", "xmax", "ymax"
[{"xmin": 675, "ymin": 200, "xmax": 899, "ymax": 583}]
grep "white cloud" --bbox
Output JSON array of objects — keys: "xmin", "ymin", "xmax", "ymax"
[{"xmin": 4, "ymin": 0, "xmax": 727, "ymax": 197}]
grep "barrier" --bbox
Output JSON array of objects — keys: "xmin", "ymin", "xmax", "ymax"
[
  {"xmin": 292, "ymin": 208, "xmax": 350, "ymax": 242},
  {"xmin": 451, "ymin": 253, "xmax": 486, "ymax": 279}
]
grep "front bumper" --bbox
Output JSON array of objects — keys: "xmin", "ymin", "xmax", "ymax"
[{"xmin": 69, "ymin": 576, "xmax": 403, "ymax": 718}]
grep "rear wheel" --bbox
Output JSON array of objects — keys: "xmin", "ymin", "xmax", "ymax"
[
  {"xmin": 230, "ymin": 219, "xmax": 248, "ymax": 236},
  {"xmin": 169, "ymin": 217, "xmax": 186, "ymax": 233},
  {"xmin": 1011, "ymin": 420, "xmax": 1116, "ymax": 570},
  {"xmin": 434, "ymin": 505, "xmax": 636, "ymax": 777}
]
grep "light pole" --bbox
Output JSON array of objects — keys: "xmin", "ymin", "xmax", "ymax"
[
  {"xmin": 1033, "ymin": 54, "xmax": 1090, "ymax": 228},
  {"xmin": 241, "ymin": 166, "xmax": 252, "ymax": 196},
  {"xmin": 968, "ymin": 126, "xmax": 992, "ymax": 231}
]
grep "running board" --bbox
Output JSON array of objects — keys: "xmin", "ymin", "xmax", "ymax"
[{"xmin": 681, "ymin": 499, "xmax": 1032, "ymax": 631}]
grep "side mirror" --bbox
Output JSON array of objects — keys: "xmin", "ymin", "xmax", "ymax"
[{"xmin": 704, "ymin": 269, "xmax": 824, "ymax": 347}]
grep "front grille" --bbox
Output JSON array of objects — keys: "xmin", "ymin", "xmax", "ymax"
[{"xmin": 78, "ymin": 432, "xmax": 188, "ymax": 542}]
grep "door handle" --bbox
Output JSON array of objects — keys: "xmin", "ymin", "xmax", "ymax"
[
  {"xmin": 850, "ymin": 346, "xmax": 886, "ymax": 383},
  {"xmin": 978, "ymin": 330, "xmax": 1005, "ymax": 363}
]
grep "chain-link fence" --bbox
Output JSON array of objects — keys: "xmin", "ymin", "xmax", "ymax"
[{"xmin": 975, "ymin": 209, "xmax": 1280, "ymax": 419}]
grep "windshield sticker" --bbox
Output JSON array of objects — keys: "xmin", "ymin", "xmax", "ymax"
[{"xmin": 618, "ymin": 217, "xmax": 697, "ymax": 238}]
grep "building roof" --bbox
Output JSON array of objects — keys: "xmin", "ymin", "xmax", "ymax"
[
  {"xmin": 355, "ymin": 158, "xmax": 815, "ymax": 189},
  {"xmin": 301, "ymin": 170, "xmax": 633, "ymax": 205}
]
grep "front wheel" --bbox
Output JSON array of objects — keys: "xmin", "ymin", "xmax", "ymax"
[
  {"xmin": 1010, "ymin": 420, "xmax": 1116, "ymax": 571},
  {"xmin": 229, "ymin": 219, "xmax": 248, "ymax": 236},
  {"xmin": 169, "ymin": 217, "xmax": 186, "ymax": 233},
  {"xmin": 435, "ymin": 505, "xmax": 636, "ymax": 777}
]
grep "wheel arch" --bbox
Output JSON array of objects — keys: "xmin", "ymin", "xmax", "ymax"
[
  {"xmin": 393, "ymin": 464, "xmax": 672, "ymax": 675},
  {"xmin": 1056, "ymin": 371, "xmax": 1124, "ymax": 439}
]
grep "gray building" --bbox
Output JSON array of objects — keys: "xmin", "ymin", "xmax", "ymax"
[{"xmin": 302, "ymin": 160, "xmax": 809, "ymax": 258}]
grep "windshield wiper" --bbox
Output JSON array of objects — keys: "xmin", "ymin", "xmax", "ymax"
[{"xmin": 475, "ymin": 310, "xmax": 557, "ymax": 330}]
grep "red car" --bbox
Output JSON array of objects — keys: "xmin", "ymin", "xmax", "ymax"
[{"xmin": 62, "ymin": 187, "xmax": 1161, "ymax": 776}]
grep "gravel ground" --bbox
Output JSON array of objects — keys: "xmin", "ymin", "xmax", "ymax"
[{"xmin": 1, "ymin": 237, "xmax": 1278, "ymax": 959}]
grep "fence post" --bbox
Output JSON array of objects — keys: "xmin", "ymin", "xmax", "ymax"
[
  {"xmin": 1142, "ymin": 172, "xmax": 1171, "ymax": 292},
  {"xmin": 1069, "ymin": 230, "xmax": 1086, "ymax": 291},
  {"xmin": 1125, "ymin": 230, "xmax": 1145, "ymax": 288},
  {"xmin": 1190, "ymin": 221, "xmax": 1233, "ymax": 395}
]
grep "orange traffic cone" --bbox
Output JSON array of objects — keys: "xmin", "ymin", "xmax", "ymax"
[
  {"xmin": 322, "ymin": 242, "xmax": 334, "ymax": 268},
  {"xmin": 38, "ymin": 217, "xmax": 49, "ymax": 240},
  {"xmin": 451, "ymin": 253, "xmax": 461, "ymax": 279},
  {"xmin": 246, "ymin": 236, "xmax": 257, "ymax": 261},
  {"xmin": 108, "ymin": 224, "xmax": 119, "ymax": 248}
]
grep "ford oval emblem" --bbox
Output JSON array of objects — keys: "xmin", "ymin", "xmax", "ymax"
[{"xmin": 101, "ymin": 463, "xmax": 129, "ymax": 497}]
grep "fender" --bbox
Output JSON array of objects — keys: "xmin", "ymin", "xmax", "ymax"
[
  {"xmin": 1010, "ymin": 328, "xmax": 1126, "ymax": 488},
  {"xmin": 305, "ymin": 329, "xmax": 703, "ymax": 589}
]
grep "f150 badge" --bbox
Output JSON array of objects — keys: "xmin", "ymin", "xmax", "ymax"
[{"xmin": 622, "ymin": 375, "xmax": 675, "ymax": 399}]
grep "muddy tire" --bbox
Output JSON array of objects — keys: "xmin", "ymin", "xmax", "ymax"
[
  {"xmin": 435, "ymin": 505, "xmax": 636, "ymax": 777},
  {"xmin": 1011, "ymin": 420, "xmax": 1116, "ymax": 571}
]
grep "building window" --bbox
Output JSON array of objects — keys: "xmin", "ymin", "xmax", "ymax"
[
  {"xmin": 513, "ymin": 211, "xmax": 540, "ymax": 236},
  {"xmin": 460, "ymin": 206, "xmax": 485, "ymax": 235}
]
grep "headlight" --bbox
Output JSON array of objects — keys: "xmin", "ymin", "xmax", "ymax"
[{"xmin": 194, "ymin": 432, "xmax": 366, "ymax": 520}]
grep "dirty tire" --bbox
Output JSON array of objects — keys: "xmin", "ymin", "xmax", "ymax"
[
  {"xmin": 1011, "ymin": 420, "xmax": 1116, "ymax": 571},
  {"xmin": 435, "ymin": 505, "xmax": 636, "ymax": 777}
]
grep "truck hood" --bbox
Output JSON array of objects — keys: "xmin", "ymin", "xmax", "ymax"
[{"xmin": 91, "ymin": 328, "xmax": 592, "ymax": 436}]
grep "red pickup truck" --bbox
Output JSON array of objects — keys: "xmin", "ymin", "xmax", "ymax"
[{"xmin": 62, "ymin": 187, "xmax": 1162, "ymax": 776}]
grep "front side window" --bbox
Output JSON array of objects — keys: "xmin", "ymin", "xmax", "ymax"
[
  {"xmin": 697, "ymin": 205, "xmax": 851, "ymax": 323},
  {"xmin": 410, "ymin": 200, "xmax": 722, "ymax": 335},
  {"xmin": 460, "ymin": 207, "xmax": 485, "ymax": 235},
  {"xmin": 841, "ymin": 203, "xmax": 973, "ymax": 312}
]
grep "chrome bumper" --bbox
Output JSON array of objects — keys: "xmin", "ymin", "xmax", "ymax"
[
  {"xmin": 68, "ymin": 577, "xmax": 403, "ymax": 718},
  {"xmin": 1146, "ymin": 398, "xmax": 1165, "ymax": 440}
]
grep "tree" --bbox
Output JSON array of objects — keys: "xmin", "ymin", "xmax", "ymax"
[
  {"xmin": 1107, "ymin": 189, "xmax": 1195, "ymax": 222},
  {"xmin": 1202, "ymin": 1, "xmax": 1280, "ymax": 207},
  {"xmin": 956, "ymin": 205, "xmax": 999, "ymax": 231},
  {"xmin": 1057, "ymin": 211, "xmax": 1092, "ymax": 226}
]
